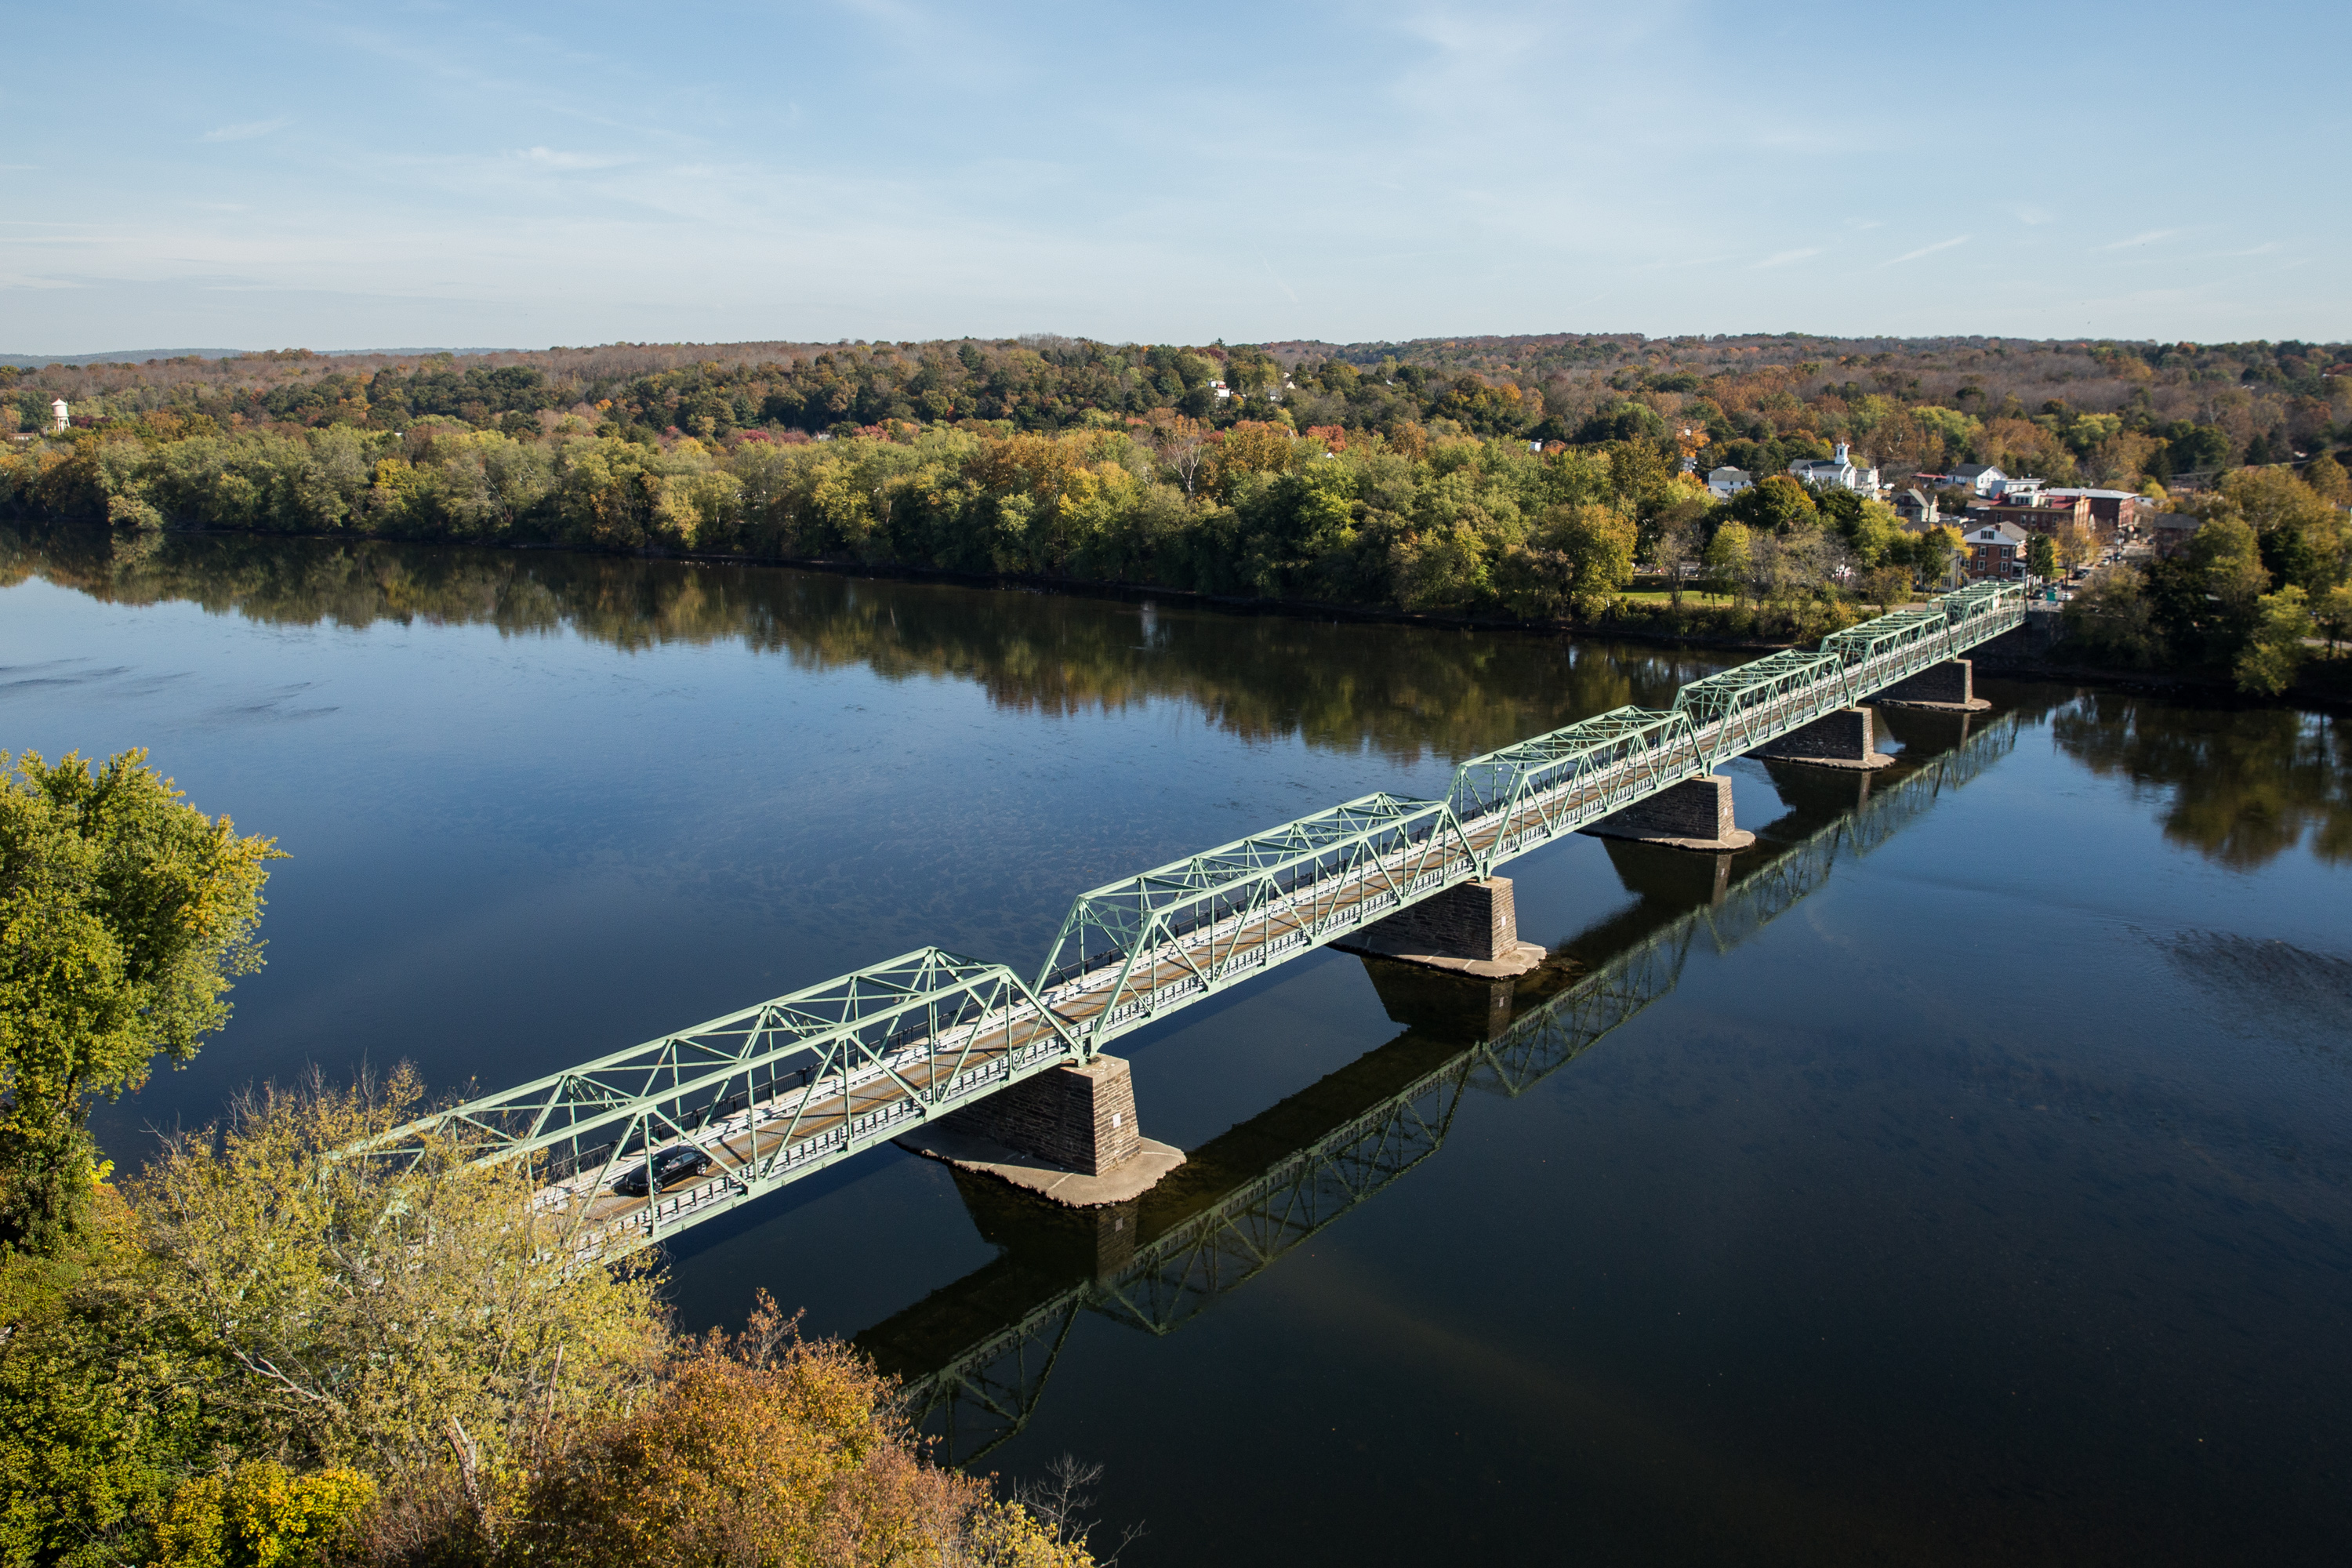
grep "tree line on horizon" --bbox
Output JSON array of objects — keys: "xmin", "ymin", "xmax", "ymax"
[
  {"xmin": 7, "ymin": 331, "xmax": 2347, "ymax": 483},
  {"xmin": 2, "ymin": 331, "xmax": 2348, "ymax": 688}
]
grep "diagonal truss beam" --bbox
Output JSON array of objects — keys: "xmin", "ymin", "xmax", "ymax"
[
  {"xmin": 891, "ymin": 702, "xmax": 2024, "ymax": 1464},
  {"xmin": 405, "ymin": 583, "xmax": 2027, "ymax": 1260},
  {"xmin": 361, "ymin": 947, "xmax": 1080, "ymax": 1264}
]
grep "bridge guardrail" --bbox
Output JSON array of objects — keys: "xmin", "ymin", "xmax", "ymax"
[{"xmin": 371, "ymin": 585, "xmax": 2026, "ymax": 1261}]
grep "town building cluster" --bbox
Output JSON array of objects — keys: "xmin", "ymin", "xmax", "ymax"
[{"xmin": 1703, "ymin": 445, "xmax": 2157, "ymax": 583}]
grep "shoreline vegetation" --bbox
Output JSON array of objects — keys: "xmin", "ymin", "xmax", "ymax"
[
  {"xmin": 4, "ymin": 332, "xmax": 2348, "ymax": 696},
  {"xmin": 0, "ymin": 748, "xmax": 1107, "ymax": 1568}
]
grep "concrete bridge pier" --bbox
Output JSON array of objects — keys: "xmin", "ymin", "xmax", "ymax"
[
  {"xmin": 1751, "ymin": 706, "xmax": 1895, "ymax": 771},
  {"xmin": 1870, "ymin": 658, "xmax": 1990, "ymax": 712},
  {"xmin": 898, "ymin": 1054, "xmax": 1185, "ymax": 1208},
  {"xmin": 1582, "ymin": 775, "xmax": 1756, "ymax": 852},
  {"xmin": 1338, "ymin": 876, "xmax": 1547, "ymax": 978}
]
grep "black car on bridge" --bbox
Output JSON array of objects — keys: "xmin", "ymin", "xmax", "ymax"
[{"xmin": 612, "ymin": 1143, "xmax": 715, "ymax": 1196}]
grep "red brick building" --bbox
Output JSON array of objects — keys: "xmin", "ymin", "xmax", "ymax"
[
  {"xmin": 2042, "ymin": 488, "xmax": 2140, "ymax": 534},
  {"xmin": 1961, "ymin": 520, "xmax": 2031, "ymax": 579},
  {"xmin": 1967, "ymin": 492, "xmax": 2094, "ymax": 539}
]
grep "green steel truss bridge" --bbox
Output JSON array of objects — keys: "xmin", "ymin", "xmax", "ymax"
[
  {"xmin": 875, "ymin": 707, "xmax": 2021, "ymax": 1464},
  {"xmin": 365, "ymin": 582, "xmax": 2027, "ymax": 1261}
]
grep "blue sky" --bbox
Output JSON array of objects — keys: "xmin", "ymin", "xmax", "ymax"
[{"xmin": 3, "ymin": 0, "xmax": 2344, "ymax": 353}]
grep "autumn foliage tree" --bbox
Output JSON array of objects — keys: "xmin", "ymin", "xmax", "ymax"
[
  {"xmin": 0, "ymin": 750, "xmax": 281, "ymax": 1252},
  {"xmin": 504, "ymin": 1300, "xmax": 1094, "ymax": 1567}
]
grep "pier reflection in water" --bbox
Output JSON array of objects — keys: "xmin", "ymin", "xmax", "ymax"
[{"xmin": 863, "ymin": 708, "xmax": 2014, "ymax": 1464}]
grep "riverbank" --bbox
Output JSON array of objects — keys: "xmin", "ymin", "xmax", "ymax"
[{"xmin": 1971, "ymin": 612, "xmax": 2352, "ymax": 713}]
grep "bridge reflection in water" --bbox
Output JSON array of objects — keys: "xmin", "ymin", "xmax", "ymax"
[
  {"xmin": 372, "ymin": 584, "xmax": 2022, "ymax": 1261},
  {"xmin": 857, "ymin": 706, "xmax": 2016, "ymax": 1465}
]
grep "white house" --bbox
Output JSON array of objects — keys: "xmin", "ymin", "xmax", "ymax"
[
  {"xmin": 1948, "ymin": 463, "xmax": 2008, "ymax": 497},
  {"xmin": 1788, "ymin": 442, "xmax": 1880, "ymax": 493},
  {"xmin": 1707, "ymin": 466, "xmax": 1754, "ymax": 500},
  {"xmin": 51, "ymin": 398, "xmax": 69, "ymax": 433}
]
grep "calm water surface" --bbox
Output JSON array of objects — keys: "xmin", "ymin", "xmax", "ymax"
[{"xmin": 5, "ymin": 529, "xmax": 2349, "ymax": 1565}]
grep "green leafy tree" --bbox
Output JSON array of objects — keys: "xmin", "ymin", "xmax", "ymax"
[
  {"xmin": 2212, "ymin": 466, "xmax": 2347, "ymax": 593},
  {"xmin": 1825, "ymin": 497, "xmax": 1904, "ymax": 566},
  {"xmin": 0, "ymin": 750, "xmax": 281, "ymax": 1253},
  {"xmin": 0, "ymin": 1191, "xmax": 230, "ymax": 1568},
  {"xmin": 1496, "ymin": 502, "xmax": 1637, "ymax": 620},
  {"xmin": 2190, "ymin": 515, "xmax": 2271, "ymax": 617},
  {"xmin": 1388, "ymin": 519, "xmax": 1492, "ymax": 612},
  {"xmin": 1729, "ymin": 474, "xmax": 1817, "ymax": 535},
  {"xmin": 1706, "ymin": 520, "xmax": 1755, "ymax": 604},
  {"xmin": 2316, "ymin": 582, "xmax": 2352, "ymax": 656},
  {"xmin": 1864, "ymin": 564, "xmax": 1911, "ymax": 612},
  {"xmin": 1904, "ymin": 524, "xmax": 1963, "ymax": 588},
  {"xmin": 2303, "ymin": 452, "xmax": 2350, "ymax": 506},
  {"xmin": 2027, "ymin": 534, "xmax": 2058, "ymax": 580},
  {"xmin": 2234, "ymin": 586, "xmax": 2316, "ymax": 695},
  {"xmin": 2063, "ymin": 565, "xmax": 2164, "ymax": 667}
]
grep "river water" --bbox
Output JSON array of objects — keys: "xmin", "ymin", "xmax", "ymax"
[{"xmin": 5, "ymin": 528, "xmax": 2349, "ymax": 1565}]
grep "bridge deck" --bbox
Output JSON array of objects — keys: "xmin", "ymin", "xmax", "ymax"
[
  {"xmin": 372, "ymin": 585, "xmax": 2026, "ymax": 1260},
  {"xmin": 884, "ymin": 706, "xmax": 2021, "ymax": 1463}
]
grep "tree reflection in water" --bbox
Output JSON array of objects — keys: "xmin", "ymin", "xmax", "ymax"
[
  {"xmin": 21, "ymin": 526, "xmax": 2344, "ymax": 867},
  {"xmin": 2, "ymin": 524, "xmax": 1733, "ymax": 769},
  {"xmin": 2052, "ymin": 691, "xmax": 2350, "ymax": 868}
]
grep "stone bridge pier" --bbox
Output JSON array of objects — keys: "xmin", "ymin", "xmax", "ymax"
[
  {"xmin": 1751, "ymin": 707, "xmax": 1896, "ymax": 771},
  {"xmin": 1582, "ymin": 774, "xmax": 1756, "ymax": 852},
  {"xmin": 1870, "ymin": 658, "xmax": 1991, "ymax": 712},
  {"xmin": 1338, "ymin": 876, "xmax": 1548, "ymax": 978},
  {"xmin": 899, "ymin": 1054, "xmax": 1185, "ymax": 1208}
]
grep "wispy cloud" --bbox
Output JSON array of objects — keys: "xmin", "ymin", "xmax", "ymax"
[
  {"xmin": 1753, "ymin": 247, "xmax": 1820, "ymax": 269},
  {"xmin": 1882, "ymin": 234, "xmax": 1969, "ymax": 266},
  {"xmin": 2095, "ymin": 228, "xmax": 2180, "ymax": 252},
  {"xmin": 517, "ymin": 147, "xmax": 628, "ymax": 170},
  {"xmin": 202, "ymin": 118, "xmax": 292, "ymax": 143}
]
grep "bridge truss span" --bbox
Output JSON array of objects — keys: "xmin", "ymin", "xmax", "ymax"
[
  {"xmin": 890, "ymin": 703, "xmax": 2024, "ymax": 1465},
  {"xmin": 385, "ymin": 582, "xmax": 2025, "ymax": 1261},
  {"xmin": 365, "ymin": 948, "xmax": 1079, "ymax": 1259}
]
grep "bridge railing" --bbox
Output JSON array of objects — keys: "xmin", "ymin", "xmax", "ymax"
[
  {"xmin": 894, "ymin": 702, "xmax": 2026, "ymax": 1462},
  {"xmin": 1031, "ymin": 587, "xmax": 2026, "ymax": 1053},
  {"xmin": 358, "ymin": 946, "xmax": 1080, "ymax": 1262},
  {"xmin": 397, "ymin": 584, "xmax": 2031, "ymax": 1257},
  {"xmin": 1443, "ymin": 704, "xmax": 1704, "ymax": 869},
  {"xmin": 1033, "ymin": 790, "xmax": 1475, "ymax": 1048}
]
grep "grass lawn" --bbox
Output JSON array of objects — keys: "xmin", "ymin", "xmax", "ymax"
[{"xmin": 1614, "ymin": 589, "xmax": 1734, "ymax": 607}]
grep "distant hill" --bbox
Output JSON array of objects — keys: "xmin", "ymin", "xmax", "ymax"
[
  {"xmin": 0, "ymin": 349, "xmax": 252, "ymax": 368},
  {"xmin": 0, "ymin": 347, "xmax": 515, "ymax": 368}
]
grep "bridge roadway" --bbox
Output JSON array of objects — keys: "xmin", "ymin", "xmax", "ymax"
[
  {"xmin": 365, "ymin": 582, "xmax": 2027, "ymax": 1261},
  {"xmin": 873, "ymin": 706, "xmax": 2021, "ymax": 1463}
]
